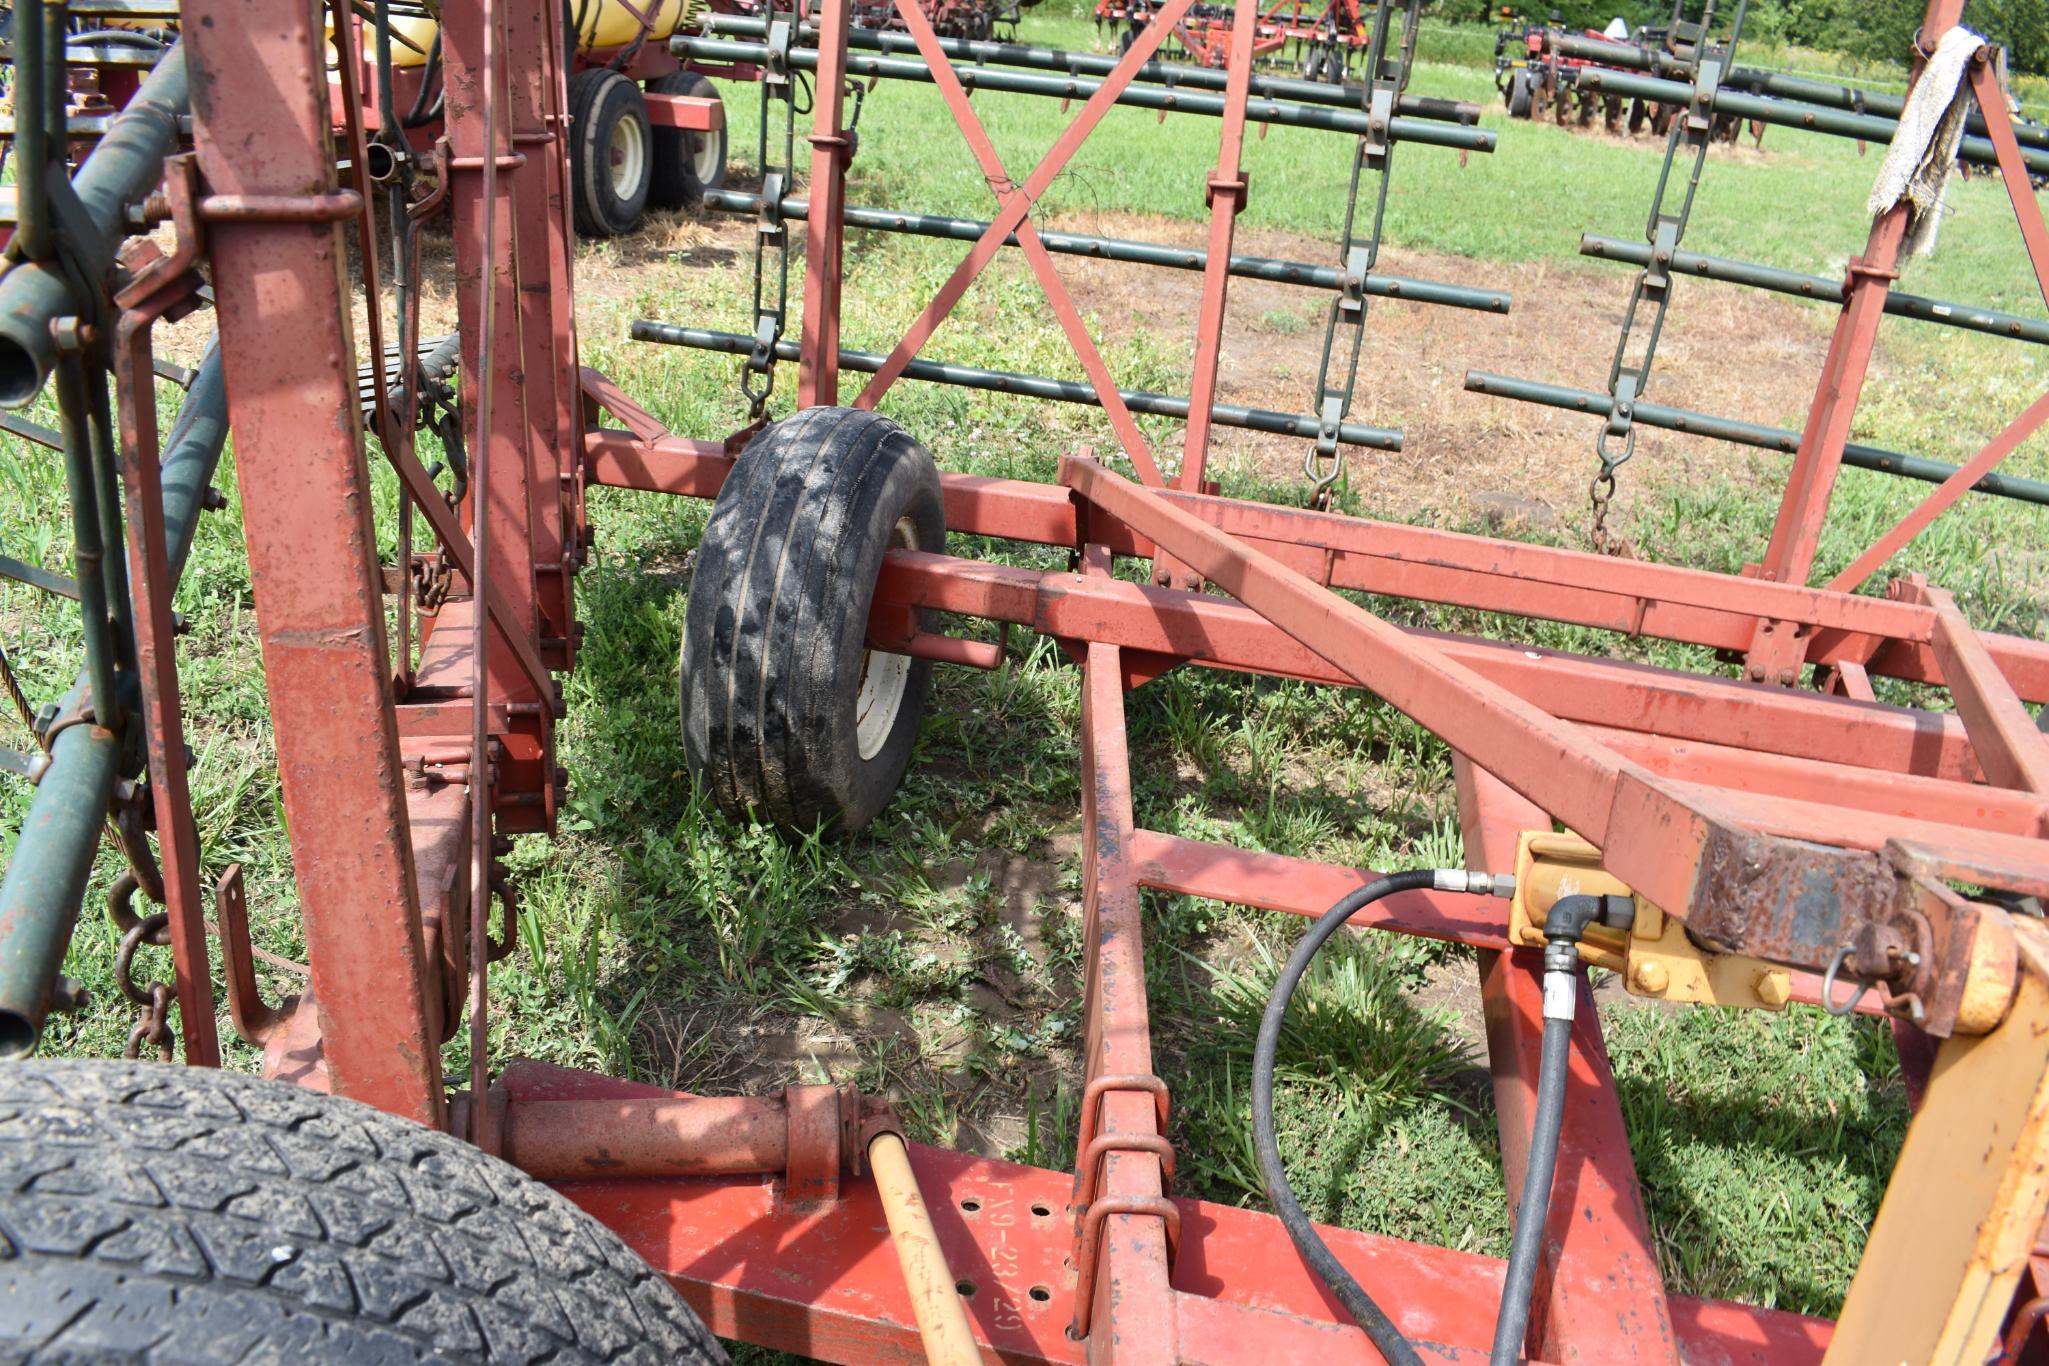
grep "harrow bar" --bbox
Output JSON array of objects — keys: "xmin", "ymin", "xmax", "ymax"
[
  {"xmin": 631, "ymin": 322, "xmax": 1407, "ymax": 449},
  {"xmin": 674, "ymin": 34, "xmax": 1496, "ymax": 149},
  {"xmin": 1463, "ymin": 371, "xmax": 2049, "ymax": 509},
  {"xmin": 698, "ymin": 13, "xmax": 1481, "ymax": 123},
  {"xmin": 699, "ymin": 187, "xmax": 1511, "ymax": 311}
]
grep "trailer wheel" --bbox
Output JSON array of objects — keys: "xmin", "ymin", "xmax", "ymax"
[
  {"xmin": 0, "ymin": 1060, "xmax": 725, "ymax": 1364},
  {"xmin": 1507, "ymin": 69, "xmax": 1531, "ymax": 118},
  {"xmin": 682, "ymin": 407, "xmax": 946, "ymax": 833},
  {"xmin": 647, "ymin": 71, "xmax": 727, "ymax": 210},
  {"xmin": 569, "ymin": 68, "xmax": 653, "ymax": 236}
]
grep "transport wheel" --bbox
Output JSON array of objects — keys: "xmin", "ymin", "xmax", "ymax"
[
  {"xmin": 569, "ymin": 68, "xmax": 653, "ymax": 236},
  {"xmin": 681, "ymin": 407, "xmax": 946, "ymax": 833},
  {"xmin": 647, "ymin": 71, "xmax": 727, "ymax": 209},
  {"xmin": 1507, "ymin": 69, "xmax": 1531, "ymax": 118},
  {"xmin": 0, "ymin": 1059, "xmax": 725, "ymax": 1364}
]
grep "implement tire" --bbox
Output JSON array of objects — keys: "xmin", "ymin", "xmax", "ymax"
[
  {"xmin": 569, "ymin": 67, "xmax": 652, "ymax": 236},
  {"xmin": 647, "ymin": 70, "xmax": 727, "ymax": 210},
  {"xmin": 681, "ymin": 407, "xmax": 945, "ymax": 833},
  {"xmin": 0, "ymin": 1060, "xmax": 724, "ymax": 1363}
]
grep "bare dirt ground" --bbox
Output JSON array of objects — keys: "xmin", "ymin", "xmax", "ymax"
[{"xmin": 1045, "ymin": 209, "xmax": 1830, "ymax": 532}]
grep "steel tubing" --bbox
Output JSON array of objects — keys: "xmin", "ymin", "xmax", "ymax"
[
  {"xmin": 1553, "ymin": 33, "xmax": 2049, "ymax": 152},
  {"xmin": 0, "ymin": 343, "xmax": 227, "ymax": 1057},
  {"xmin": 500, "ymin": 1096, "xmax": 793, "ymax": 1179},
  {"xmin": 698, "ymin": 15, "xmax": 1481, "ymax": 123},
  {"xmin": 1574, "ymin": 65, "xmax": 2049, "ymax": 175},
  {"xmin": 1579, "ymin": 234, "xmax": 2049, "ymax": 346},
  {"xmin": 0, "ymin": 44, "xmax": 190, "ymax": 409},
  {"xmin": 1463, "ymin": 370, "xmax": 2049, "ymax": 507},
  {"xmin": 673, "ymin": 36, "xmax": 1495, "ymax": 151},
  {"xmin": 0, "ymin": 721, "xmax": 121, "ymax": 1057},
  {"xmin": 701, "ymin": 189, "xmax": 1512, "ymax": 314},
  {"xmin": 634, "ymin": 322, "xmax": 1406, "ymax": 450}
]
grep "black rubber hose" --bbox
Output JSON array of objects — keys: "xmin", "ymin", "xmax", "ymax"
[
  {"xmin": 1253, "ymin": 869, "xmax": 1438, "ymax": 1366},
  {"xmin": 1490, "ymin": 1003, "xmax": 1573, "ymax": 1365}
]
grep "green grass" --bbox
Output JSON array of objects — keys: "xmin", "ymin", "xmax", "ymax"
[{"xmin": 6, "ymin": 16, "xmax": 2047, "ymax": 1357}]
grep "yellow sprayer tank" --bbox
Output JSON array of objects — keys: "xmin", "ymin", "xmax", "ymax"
[{"xmin": 334, "ymin": 0, "xmax": 695, "ymax": 67}]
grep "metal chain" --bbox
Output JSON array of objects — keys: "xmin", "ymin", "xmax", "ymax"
[
  {"xmin": 1303, "ymin": 0, "xmax": 1419, "ymax": 509},
  {"xmin": 0, "ymin": 641, "xmax": 34, "ymax": 734},
  {"xmin": 1590, "ymin": 0, "xmax": 1747, "ymax": 552},
  {"xmin": 116, "ymin": 911, "xmax": 177, "ymax": 1062},
  {"xmin": 741, "ymin": 9, "xmax": 801, "ymax": 424}
]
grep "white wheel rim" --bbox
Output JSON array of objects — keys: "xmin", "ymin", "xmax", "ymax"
[
  {"xmin": 691, "ymin": 125, "xmax": 722, "ymax": 185},
  {"xmin": 854, "ymin": 517, "xmax": 918, "ymax": 762},
  {"xmin": 609, "ymin": 110, "xmax": 647, "ymax": 200}
]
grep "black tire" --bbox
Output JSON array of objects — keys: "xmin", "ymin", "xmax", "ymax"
[
  {"xmin": 647, "ymin": 71, "xmax": 727, "ymax": 210},
  {"xmin": 0, "ymin": 1060, "xmax": 725, "ymax": 1364},
  {"xmin": 1507, "ymin": 69, "xmax": 1532, "ymax": 119},
  {"xmin": 682, "ymin": 408, "xmax": 945, "ymax": 833},
  {"xmin": 1119, "ymin": 22, "xmax": 1135, "ymax": 54},
  {"xmin": 568, "ymin": 67, "xmax": 652, "ymax": 237},
  {"xmin": 1626, "ymin": 94, "xmax": 1647, "ymax": 135}
]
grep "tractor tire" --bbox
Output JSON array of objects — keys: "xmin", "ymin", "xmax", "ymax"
[
  {"xmin": 1507, "ymin": 69, "xmax": 1531, "ymax": 119},
  {"xmin": 569, "ymin": 68, "xmax": 653, "ymax": 237},
  {"xmin": 647, "ymin": 71, "xmax": 727, "ymax": 210},
  {"xmin": 0, "ymin": 1059, "xmax": 725, "ymax": 1364},
  {"xmin": 681, "ymin": 407, "xmax": 945, "ymax": 833}
]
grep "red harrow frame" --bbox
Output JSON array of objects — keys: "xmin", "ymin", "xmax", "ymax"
[{"xmin": 4, "ymin": 0, "xmax": 2049, "ymax": 1360}]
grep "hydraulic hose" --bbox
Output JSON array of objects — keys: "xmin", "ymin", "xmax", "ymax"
[
  {"xmin": 1490, "ymin": 892, "xmax": 1632, "ymax": 1366},
  {"xmin": 1489, "ymin": 993, "xmax": 1572, "ymax": 1364},
  {"xmin": 1254, "ymin": 867, "xmax": 1513, "ymax": 1366}
]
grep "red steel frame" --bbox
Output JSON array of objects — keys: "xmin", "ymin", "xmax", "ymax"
[{"xmin": 98, "ymin": 0, "xmax": 2049, "ymax": 1360}]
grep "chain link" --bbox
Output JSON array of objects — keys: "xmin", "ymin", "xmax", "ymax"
[
  {"xmin": 1303, "ymin": 0, "xmax": 1420, "ymax": 509},
  {"xmin": 1589, "ymin": 0, "xmax": 1747, "ymax": 552},
  {"xmin": 116, "ymin": 911, "xmax": 178, "ymax": 1062},
  {"xmin": 742, "ymin": 11, "xmax": 802, "ymax": 423}
]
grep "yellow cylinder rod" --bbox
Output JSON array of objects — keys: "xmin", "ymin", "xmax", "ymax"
[{"xmin": 868, "ymin": 1131, "xmax": 982, "ymax": 1365}]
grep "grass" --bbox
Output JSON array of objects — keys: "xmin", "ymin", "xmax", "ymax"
[{"xmin": 7, "ymin": 14, "xmax": 2047, "ymax": 1357}]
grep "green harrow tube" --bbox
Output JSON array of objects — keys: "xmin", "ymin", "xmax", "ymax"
[
  {"xmin": 1552, "ymin": 33, "xmax": 2049, "ymax": 154},
  {"xmin": 1463, "ymin": 370, "xmax": 2049, "ymax": 508},
  {"xmin": 0, "ymin": 344, "xmax": 229, "ymax": 1057},
  {"xmin": 1574, "ymin": 66, "xmax": 2049, "ymax": 176},
  {"xmin": 634, "ymin": 322, "xmax": 1406, "ymax": 451},
  {"xmin": 699, "ymin": 189, "xmax": 1512, "ymax": 314},
  {"xmin": 0, "ymin": 43, "xmax": 190, "ymax": 409},
  {"xmin": 1579, "ymin": 234, "xmax": 2049, "ymax": 347},
  {"xmin": 672, "ymin": 36, "xmax": 1496, "ymax": 152},
  {"xmin": 695, "ymin": 16, "xmax": 1481, "ymax": 124}
]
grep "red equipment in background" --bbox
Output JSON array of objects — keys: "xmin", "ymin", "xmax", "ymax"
[{"xmin": 3, "ymin": 0, "xmax": 2049, "ymax": 1359}]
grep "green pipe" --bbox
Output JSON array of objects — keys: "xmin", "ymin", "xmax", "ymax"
[
  {"xmin": 701, "ymin": 188, "xmax": 1512, "ymax": 313},
  {"xmin": 11, "ymin": 0, "xmax": 48, "ymax": 261},
  {"xmin": 1574, "ymin": 66, "xmax": 2049, "ymax": 176},
  {"xmin": 1551, "ymin": 33, "xmax": 2049, "ymax": 153},
  {"xmin": 52, "ymin": 355, "xmax": 124, "ymax": 731},
  {"xmin": 696, "ymin": 15, "xmax": 1481, "ymax": 124},
  {"xmin": 636, "ymin": 322, "xmax": 1405, "ymax": 450},
  {"xmin": 0, "ymin": 43, "xmax": 189, "ymax": 409},
  {"xmin": 1463, "ymin": 370, "xmax": 2049, "ymax": 507},
  {"xmin": 0, "ymin": 720, "xmax": 120, "ymax": 1057},
  {"xmin": 1578, "ymin": 234, "xmax": 2049, "ymax": 347},
  {"xmin": 675, "ymin": 36, "xmax": 1495, "ymax": 152},
  {"xmin": 0, "ymin": 342, "xmax": 228, "ymax": 1056}
]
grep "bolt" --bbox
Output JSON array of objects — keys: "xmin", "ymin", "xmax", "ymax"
[
  {"xmin": 1746, "ymin": 663, "xmax": 1766, "ymax": 682},
  {"xmin": 1776, "ymin": 667, "xmax": 1796, "ymax": 686},
  {"xmin": 1630, "ymin": 960, "xmax": 1669, "ymax": 995},
  {"xmin": 1753, "ymin": 970, "xmax": 1790, "ymax": 1007},
  {"xmin": 201, "ymin": 486, "xmax": 228, "ymax": 511}
]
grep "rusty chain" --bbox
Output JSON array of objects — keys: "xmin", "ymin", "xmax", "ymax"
[
  {"xmin": 1303, "ymin": 0, "xmax": 1419, "ymax": 509},
  {"xmin": 1590, "ymin": 0, "xmax": 1748, "ymax": 552},
  {"xmin": 116, "ymin": 911, "xmax": 177, "ymax": 1062},
  {"xmin": 742, "ymin": 10, "xmax": 801, "ymax": 423}
]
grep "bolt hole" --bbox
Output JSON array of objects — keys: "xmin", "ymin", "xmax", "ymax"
[
  {"xmin": 960, "ymin": 1197, "xmax": 981, "ymax": 1212},
  {"xmin": 955, "ymin": 1279, "xmax": 976, "ymax": 1298},
  {"xmin": 1028, "ymin": 1284, "xmax": 1052, "ymax": 1303},
  {"xmin": 1030, "ymin": 1202, "xmax": 1053, "ymax": 1218}
]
